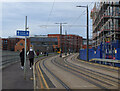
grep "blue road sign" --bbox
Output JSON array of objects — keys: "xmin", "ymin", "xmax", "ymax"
[{"xmin": 17, "ymin": 30, "xmax": 29, "ymax": 36}]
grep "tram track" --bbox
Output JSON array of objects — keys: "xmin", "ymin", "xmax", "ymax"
[
  {"xmin": 34, "ymin": 54, "xmax": 119, "ymax": 90},
  {"xmin": 64, "ymin": 55, "xmax": 119, "ymax": 86},
  {"xmin": 70, "ymin": 55, "xmax": 120, "ymax": 81},
  {"xmin": 52, "ymin": 59, "xmax": 109, "ymax": 90},
  {"xmin": 51, "ymin": 54, "xmax": 118, "ymax": 90},
  {"xmin": 34, "ymin": 55, "xmax": 71, "ymax": 90},
  {"xmin": 34, "ymin": 55, "xmax": 56, "ymax": 89},
  {"xmin": 42, "ymin": 58, "xmax": 71, "ymax": 90}
]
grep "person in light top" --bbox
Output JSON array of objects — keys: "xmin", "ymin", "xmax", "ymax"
[{"xmin": 27, "ymin": 48, "xmax": 36, "ymax": 69}]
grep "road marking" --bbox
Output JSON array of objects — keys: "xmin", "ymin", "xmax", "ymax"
[
  {"xmin": 36, "ymin": 62, "xmax": 44, "ymax": 89},
  {"xmin": 38, "ymin": 62, "xmax": 49, "ymax": 89},
  {"xmin": 30, "ymin": 77, "xmax": 33, "ymax": 80}
]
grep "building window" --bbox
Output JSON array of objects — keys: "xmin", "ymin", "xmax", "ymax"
[
  {"xmin": 4, "ymin": 40, "xmax": 8, "ymax": 44},
  {"xmin": 20, "ymin": 43, "xmax": 23, "ymax": 46},
  {"xmin": 55, "ymin": 42, "xmax": 58, "ymax": 45}
]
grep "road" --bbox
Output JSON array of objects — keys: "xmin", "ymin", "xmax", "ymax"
[{"xmin": 34, "ymin": 53, "xmax": 119, "ymax": 90}]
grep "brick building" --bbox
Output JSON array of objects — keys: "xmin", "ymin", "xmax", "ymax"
[
  {"xmin": 2, "ymin": 38, "xmax": 8, "ymax": 50},
  {"xmin": 48, "ymin": 34, "xmax": 83, "ymax": 52},
  {"xmin": 2, "ymin": 38, "xmax": 22, "ymax": 51},
  {"xmin": 8, "ymin": 38, "xmax": 22, "ymax": 51},
  {"xmin": 14, "ymin": 39, "xmax": 30, "ymax": 52},
  {"xmin": 1, "ymin": 37, "xmax": 30, "ymax": 52}
]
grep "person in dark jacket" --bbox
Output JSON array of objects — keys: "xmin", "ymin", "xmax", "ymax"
[
  {"xmin": 27, "ymin": 48, "xmax": 36, "ymax": 69},
  {"xmin": 20, "ymin": 48, "xmax": 24, "ymax": 69}
]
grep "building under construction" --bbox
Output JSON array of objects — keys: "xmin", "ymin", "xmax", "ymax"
[{"xmin": 90, "ymin": 1, "xmax": 120, "ymax": 59}]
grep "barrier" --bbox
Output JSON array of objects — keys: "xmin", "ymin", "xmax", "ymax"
[{"xmin": 79, "ymin": 40, "xmax": 120, "ymax": 67}]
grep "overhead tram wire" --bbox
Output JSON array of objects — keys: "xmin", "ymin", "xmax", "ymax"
[
  {"xmin": 39, "ymin": 25, "xmax": 87, "ymax": 28},
  {"xmin": 70, "ymin": 2, "xmax": 94, "ymax": 25},
  {"xmin": 40, "ymin": 0, "xmax": 94, "ymax": 28},
  {"xmin": 46, "ymin": 0, "xmax": 55, "ymax": 27},
  {"xmin": 56, "ymin": 0, "xmax": 80, "ymax": 25},
  {"xmin": 40, "ymin": 2, "xmax": 94, "ymax": 34},
  {"xmin": 67, "ymin": 10, "xmax": 87, "ymax": 31},
  {"xmin": 67, "ymin": 2, "xmax": 94, "ymax": 34}
]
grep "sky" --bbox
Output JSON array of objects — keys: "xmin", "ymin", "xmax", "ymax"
[{"xmin": 1, "ymin": 1, "xmax": 95, "ymax": 38}]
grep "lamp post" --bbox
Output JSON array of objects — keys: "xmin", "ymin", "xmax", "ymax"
[
  {"xmin": 76, "ymin": 5, "xmax": 89, "ymax": 61},
  {"xmin": 55, "ymin": 23, "xmax": 67, "ymax": 57}
]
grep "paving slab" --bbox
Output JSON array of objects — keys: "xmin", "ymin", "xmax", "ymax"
[{"xmin": 2, "ymin": 60, "xmax": 33, "ymax": 90}]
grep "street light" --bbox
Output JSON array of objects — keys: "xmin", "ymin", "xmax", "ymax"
[
  {"xmin": 76, "ymin": 5, "xmax": 89, "ymax": 61},
  {"xmin": 55, "ymin": 23, "xmax": 67, "ymax": 57}
]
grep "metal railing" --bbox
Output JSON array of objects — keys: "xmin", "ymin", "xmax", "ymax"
[{"xmin": 1, "ymin": 51, "xmax": 20, "ymax": 67}]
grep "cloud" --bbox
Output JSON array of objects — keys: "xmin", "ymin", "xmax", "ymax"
[
  {"xmin": 2, "ymin": 2, "xmax": 94, "ymax": 38},
  {"xmin": 1, "ymin": 0, "xmax": 99, "ymax": 2}
]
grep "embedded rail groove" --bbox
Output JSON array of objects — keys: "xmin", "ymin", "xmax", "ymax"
[
  {"xmin": 42, "ymin": 59, "xmax": 71, "ymax": 91},
  {"xmin": 70, "ymin": 56, "xmax": 120, "ymax": 81},
  {"xmin": 52, "ymin": 59, "xmax": 109, "ymax": 90}
]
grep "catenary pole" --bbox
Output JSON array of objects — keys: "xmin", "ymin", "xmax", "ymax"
[
  {"xmin": 65, "ymin": 30, "xmax": 67, "ymax": 55},
  {"xmin": 60, "ymin": 23, "xmax": 62, "ymax": 57},
  {"xmin": 87, "ymin": 5, "xmax": 89, "ymax": 62},
  {"xmin": 76, "ymin": 5, "xmax": 89, "ymax": 61},
  {"xmin": 55, "ymin": 23, "xmax": 67, "ymax": 57}
]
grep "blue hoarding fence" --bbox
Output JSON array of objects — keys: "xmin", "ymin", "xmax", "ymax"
[
  {"xmin": 17, "ymin": 30, "xmax": 29, "ymax": 36},
  {"xmin": 79, "ymin": 40, "xmax": 120, "ymax": 67}
]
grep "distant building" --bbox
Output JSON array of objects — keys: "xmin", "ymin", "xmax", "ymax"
[
  {"xmin": 82, "ymin": 38, "xmax": 92, "ymax": 49},
  {"xmin": 3, "ymin": 34, "xmax": 82, "ymax": 53},
  {"xmin": 30, "ymin": 37, "xmax": 58, "ymax": 53},
  {"xmin": 8, "ymin": 38, "xmax": 21, "ymax": 51},
  {"xmin": 2, "ymin": 37, "xmax": 30, "ymax": 51},
  {"xmin": 2, "ymin": 38, "xmax": 23, "ymax": 51},
  {"xmin": 2, "ymin": 38, "xmax": 8, "ymax": 50},
  {"xmin": 2, "ymin": 38, "xmax": 22, "ymax": 51},
  {"xmin": 48, "ymin": 34, "xmax": 83, "ymax": 52},
  {"xmin": 14, "ymin": 39, "xmax": 30, "ymax": 52}
]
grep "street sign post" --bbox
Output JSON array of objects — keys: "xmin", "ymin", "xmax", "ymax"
[
  {"xmin": 16, "ymin": 16, "xmax": 29, "ymax": 80},
  {"xmin": 17, "ymin": 30, "xmax": 29, "ymax": 36},
  {"xmin": 16, "ymin": 30, "xmax": 29, "ymax": 80}
]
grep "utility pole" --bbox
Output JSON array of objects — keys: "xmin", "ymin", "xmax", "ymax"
[
  {"xmin": 76, "ymin": 5, "xmax": 89, "ymax": 61},
  {"xmin": 65, "ymin": 30, "xmax": 67, "ymax": 55},
  {"xmin": 55, "ymin": 23, "xmax": 67, "ymax": 57},
  {"xmin": 24, "ymin": 16, "xmax": 27, "ymax": 80}
]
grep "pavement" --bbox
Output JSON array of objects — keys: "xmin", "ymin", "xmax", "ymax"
[
  {"xmin": 2, "ymin": 54, "xmax": 56, "ymax": 91},
  {"xmin": 2, "ymin": 59, "xmax": 34, "ymax": 90}
]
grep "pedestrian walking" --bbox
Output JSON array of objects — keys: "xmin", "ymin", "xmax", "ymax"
[
  {"xmin": 36, "ymin": 50, "xmax": 39, "ymax": 57},
  {"xmin": 27, "ymin": 48, "xmax": 36, "ymax": 69},
  {"xmin": 19, "ymin": 48, "xmax": 24, "ymax": 69}
]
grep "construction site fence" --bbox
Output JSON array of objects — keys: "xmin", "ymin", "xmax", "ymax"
[{"xmin": 79, "ymin": 40, "xmax": 120, "ymax": 61}]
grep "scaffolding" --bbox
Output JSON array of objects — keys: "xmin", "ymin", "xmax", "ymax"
[{"xmin": 91, "ymin": 1, "xmax": 120, "ymax": 59}]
